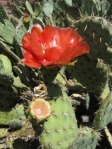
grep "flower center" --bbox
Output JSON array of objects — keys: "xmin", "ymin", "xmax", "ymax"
[{"xmin": 35, "ymin": 108, "xmax": 41, "ymax": 115}]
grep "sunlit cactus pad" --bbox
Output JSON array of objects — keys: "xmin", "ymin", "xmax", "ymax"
[{"xmin": 39, "ymin": 97, "xmax": 78, "ymax": 149}]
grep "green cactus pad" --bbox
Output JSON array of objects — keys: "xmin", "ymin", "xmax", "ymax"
[
  {"xmin": 39, "ymin": 97, "xmax": 78, "ymax": 149},
  {"xmin": 0, "ymin": 6, "xmax": 8, "ymax": 22},
  {"xmin": 13, "ymin": 64, "xmax": 31, "ymax": 87},
  {"xmin": 109, "ymin": 72, "xmax": 112, "ymax": 86},
  {"xmin": 0, "ymin": 54, "xmax": 12, "ymax": 76},
  {"xmin": 0, "ymin": 122, "xmax": 35, "ymax": 148},
  {"xmin": 73, "ymin": 16, "xmax": 112, "ymax": 65},
  {"xmin": 0, "ymin": 54, "xmax": 14, "ymax": 86},
  {"xmin": 99, "ymin": 80, "xmax": 110, "ymax": 100},
  {"xmin": 41, "ymin": 67, "xmax": 60, "ymax": 84},
  {"xmin": 13, "ymin": 76, "xmax": 26, "ymax": 88},
  {"xmin": 0, "ymin": 20, "xmax": 15, "ymax": 44},
  {"xmin": 55, "ymin": 67, "xmax": 67, "ymax": 86},
  {"xmin": 14, "ymin": 24, "xmax": 26, "ymax": 46},
  {"xmin": 0, "ymin": 128, "xmax": 8, "ymax": 138},
  {"xmin": 0, "ymin": 85, "xmax": 18, "ymax": 110},
  {"xmin": 93, "ymin": 91, "xmax": 112, "ymax": 130},
  {"xmin": 72, "ymin": 127, "xmax": 99, "ymax": 149},
  {"xmin": 80, "ymin": 0, "xmax": 110, "ymax": 17},
  {"xmin": 4, "ymin": 121, "xmax": 35, "ymax": 148},
  {"xmin": 67, "ymin": 56, "xmax": 108, "ymax": 96},
  {"xmin": 0, "ymin": 104, "xmax": 25, "ymax": 127}
]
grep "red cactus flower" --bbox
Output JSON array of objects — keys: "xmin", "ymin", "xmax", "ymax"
[{"xmin": 22, "ymin": 24, "xmax": 90, "ymax": 69}]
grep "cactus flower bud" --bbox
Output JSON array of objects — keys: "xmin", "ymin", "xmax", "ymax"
[{"xmin": 29, "ymin": 98, "xmax": 51, "ymax": 122}]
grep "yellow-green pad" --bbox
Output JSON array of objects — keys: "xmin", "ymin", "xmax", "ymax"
[{"xmin": 39, "ymin": 97, "xmax": 78, "ymax": 149}]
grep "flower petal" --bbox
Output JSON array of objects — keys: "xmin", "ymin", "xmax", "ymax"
[
  {"xmin": 40, "ymin": 25, "xmax": 58, "ymax": 45},
  {"xmin": 22, "ymin": 50, "xmax": 41, "ymax": 69},
  {"xmin": 56, "ymin": 28, "xmax": 83, "ymax": 52},
  {"xmin": 43, "ymin": 47, "xmax": 61, "ymax": 65},
  {"xmin": 70, "ymin": 41, "xmax": 90, "ymax": 58},
  {"xmin": 22, "ymin": 33, "xmax": 43, "ymax": 59},
  {"xmin": 55, "ymin": 47, "xmax": 74, "ymax": 64},
  {"xmin": 39, "ymin": 26, "xmax": 82, "ymax": 52},
  {"xmin": 57, "ymin": 41, "xmax": 90, "ymax": 64},
  {"xmin": 31, "ymin": 24, "xmax": 43, "ymax": 42}
]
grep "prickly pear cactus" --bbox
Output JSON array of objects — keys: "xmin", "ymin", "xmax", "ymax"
[{"xmin": 0, "ymin": 0, "xmax": 112, "ymax": 148}]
